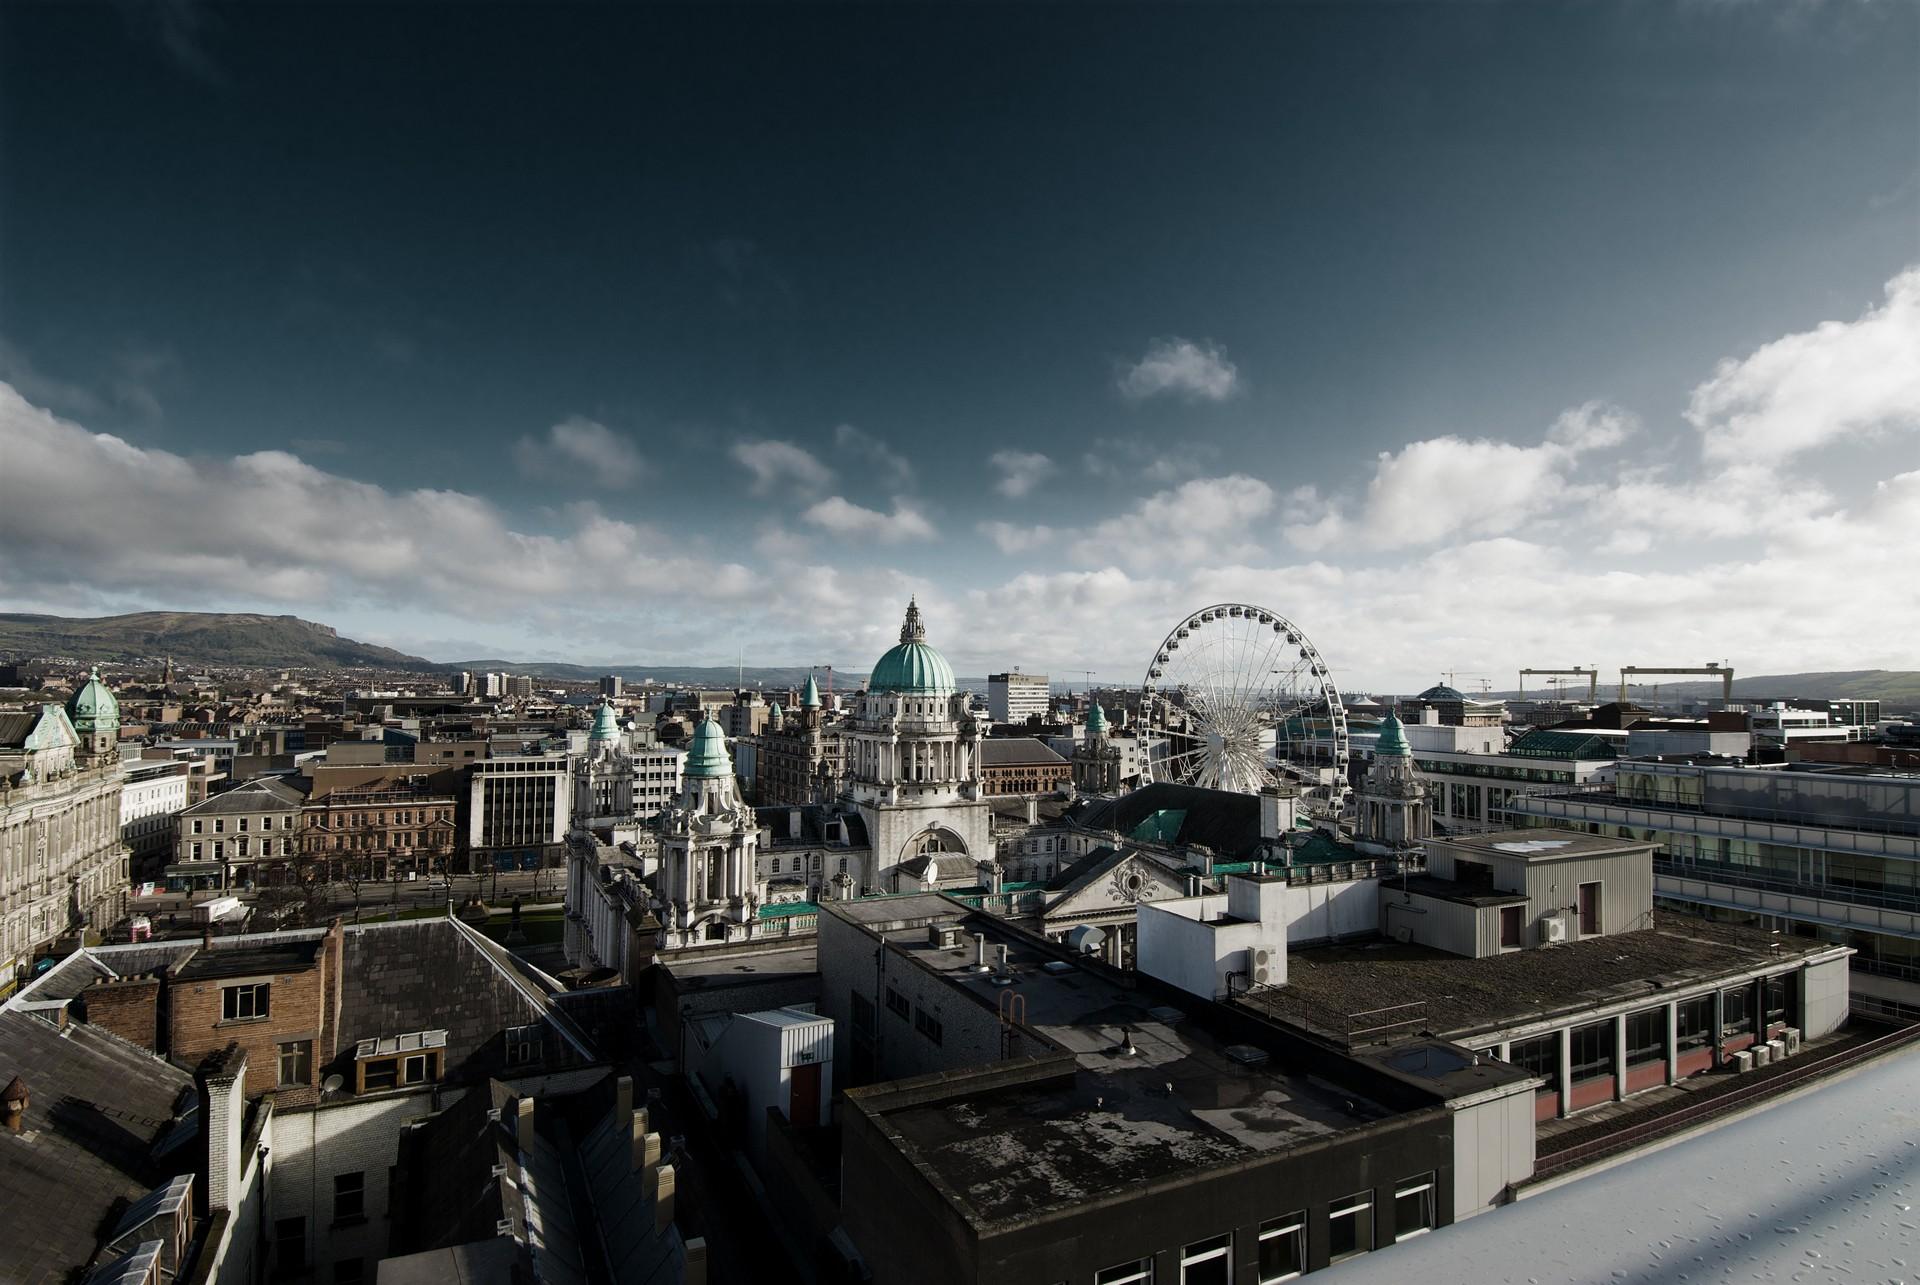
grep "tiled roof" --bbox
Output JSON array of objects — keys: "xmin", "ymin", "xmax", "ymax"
[
  {"xmin": 1071, "ymin": 782, "xmax": 1266, "ymax": 857},
  {"xmin": 980, "ymin": 737, "xmax": 1069, "ymax": 767}
]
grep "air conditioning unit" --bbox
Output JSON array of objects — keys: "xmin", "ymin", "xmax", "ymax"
[
  {"xmin": 1784, "ymin": 1028, "xmax": 1802, "ymax": 1055},
  {"xmin": 1766, "ymin": 1038, "xmax": 1787, "ymax": 1063},
  {"xmin": 1731, "ymin": 1050, "xmax": 1754, "ymax": 1073},
  {"xmin": 1540, "ymin": 916, "xmax": 1568, "ymax": 944},
  {"xmin": 1751, "ymin": 1044, "xmax": 1771, "ymax": 1068}
]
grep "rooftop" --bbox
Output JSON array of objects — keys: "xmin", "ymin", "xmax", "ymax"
[
  {"xmin": 1245, "ymin": 920, "xmax": 1844, "ymax": 1044},
  {"xmin": 979, "ymin": 737, "xmax": 1069, "ymax": 767},
  {"xmin": 1432, "ymin": 827, "xmax": 1657, "ymax": 863},
  {"xmin": 173, "ymin": 939, "xmax": 323, "ymax": 981},
  {"xmin": 839, "ymin": 901, "xmax": 1401, "ymax": 1226}
]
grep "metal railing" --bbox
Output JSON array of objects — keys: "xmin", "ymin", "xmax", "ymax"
[
  {"xmin": 1653, "ymin": 859, "xmax": 1920, "ymax": 917},
  {"xmin": 1530, "ymin": 1018, "xmax": 1920, "ymax": 1180},
  {"xmin": 1522, "ymin": 784, "xmax": 1920, "ymax": 841}
]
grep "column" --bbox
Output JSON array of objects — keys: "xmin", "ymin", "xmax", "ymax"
[
  {"xmin": 1557, "ymin": 1026, "xmax": 1573, "ymax": 1118},
  {"xmin": 1712, "ymin": 988, "xmax": 1725, "ymax": 1067},
  {"xmin": 1666, "ymin": 1000, "xmax": 1679, "ymax": 1085},
  {"xmin": 1613, "ymin": 1013, "xmax": 1628, "ymax": 1102}
]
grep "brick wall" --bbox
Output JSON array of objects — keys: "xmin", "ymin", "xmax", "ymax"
[
  {"xmin": 169, "ymin": 923, "xmax": 341, "ymax": 1103},
  {"xmin": 82, "ymin": 975, "xmax": 161, "ymax": 1051}
]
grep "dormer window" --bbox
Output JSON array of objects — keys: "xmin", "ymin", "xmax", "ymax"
[{"xmin": 353, "ymin": 1029, "xmax": 447, "ymax": 1094}]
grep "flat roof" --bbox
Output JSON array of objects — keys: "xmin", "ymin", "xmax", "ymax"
[
  {"xmin": 859, "ymin": 911, "xmax": 1397, "ymax": 1226},
  {"xmin": 173, "ymin": 939, "xmax": 323, "ymax": 980},
  {"xmin": 660, "ymin": 943, "xmax": 818, "ymax": 990},
  {"xmin": 1434, "ymin": 827, "xmax": 1655, "ymax": 862},
  {"xmin": 1245, "ymin": 921, "xmax": 1843, "ymax": 1044}
]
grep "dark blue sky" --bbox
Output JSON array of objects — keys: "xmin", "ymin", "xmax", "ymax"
[{"xmin": 2, "ymin": 2, "xmax": 1916, "ymax": 684}]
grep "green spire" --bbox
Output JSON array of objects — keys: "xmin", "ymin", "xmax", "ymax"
[
  {"xmin": 801, "ymin": 673, "xmax": 821, "ymax": 708},
  {"xmin": 1376, "ymin": 711, "xmax": 1410, "ymax": 757},
  {"xmin": 66, "ymin": 665, "xmax": 120, "ymax": 733},
  {"xmin": 589, "ymin": 698, "xmax": 619, "ymax": 742},
  {"xmin": 1085, "ymin": 701, "xmax": 1109, "ymax": 735},
  {"xmin": 684, "ymin": 715, "xmax": 733, "ymax": 779}
]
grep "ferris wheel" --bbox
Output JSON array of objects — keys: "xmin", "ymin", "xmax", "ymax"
[{"xmin": 1140, "ymin": 604, "xmax": 1351, "ymax": 809}]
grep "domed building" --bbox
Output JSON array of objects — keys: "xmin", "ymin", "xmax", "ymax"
[
  {"xmin": 844, "ymin": 600, "xmax": 992, "ymax": 893},
  {"xmin": 1071, "ymin": 700, "xmax": 1123, "ymax": 797},
  {"xmin": 66, "ymin": 666, "xmax": 121, "ymax": 762},
  {"xmin": 656, "ymin": 715, "xmax": 763, "ymax": 947},
  {"xmin": 1355, "ymin": 711, "xmax": 1430, "ymax": 856}
]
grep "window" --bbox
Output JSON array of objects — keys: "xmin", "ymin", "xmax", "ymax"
[
  {"xmin": 771, "ymin": 858, "xmax": 781, "ymax": 873},
  {"xmin": 192, "ymin": 842, "xmax": 203, "ymax": 860},
  {"xmin": 192, "ymin": 819, "xmax": 203, "ymax": 834},
  {"xmin": 1676, "ymin": 994, "xmax": 1715, "ymax": 1052},
  {"xmin": 1764, "ymin": 974, "xmax": 1792, "ymax": 1028},
  {"xmin": 238, "ymin": 817, "xmax": 248, "ymax": 831},
  {"xmin": 1509, "ymin": 1033, "xmax": 1559, "ymax": 1092},
  {"xmin": 506, "ymin": 1024, "xmax": 543, "ymax": 1068},
  {"xmin": 913, "ymin": 1006, "xmax": 944, "ymax": 1045},
  {"xmin": 1328, "ymin": 1190, "xmax": 1373, "ymax": 1261},
  {"xmin": 1257, "ymin": 1213, "xmax": 1305, "ymax": 1283},
  {"xmin": 1570, "ymin": 1020, "xmax": 1615, "ymax": 1085},
  {"xmin": 1180, "ymin": 1233, "xmax": 1231, "ymax": 1285},
  {"xmin": 274, "ymin": 1217, "xmax": 306, "ymax": 1269},
  {"xmin": 1625, "ymin": 1009, "xmax": 1667, "ymax": 1067},
  {"xmin": 1722, "ymin": 985, "xmax": 1754, "ymax": 1037},
  {"xmin": 263, "ymin": 816, "xmax": 274, "ymax": 831},
  {"xmin": 1095, "ymin": 1259, "xmax": 1154, "ymax": 1285},
  {"xmin": 222, "ymin": 982, "xmax": 270, "ymax": 1021},
  {"xmin": 214, "ymin": 819, "xmax": 223, "ymax": 833},
  {"xmin": 885, "ymin": 986, "xmax": 910, "ymax": 1019},
  {"xmin": 278, "ymin": 1040, "xmax": 312, "ymax": 1087},
  {"xmin": 363, "ymin": 1059, "xmax": 398, "ymax": 1092},
  {"xmin": 333, "ymin": 1171, "xmax": 365, "ymax": 1223},
  {"xmin": 1499, "ymin": 904, "xmax": 1523, "ymax": 948},
  {"xmin": 1394, "ymin": 1174, "xmax": 1435, "ymax": 1241},
  {"xmin": 403, "ymin": 1053, "xmax": 429, "ymax": 1085}
]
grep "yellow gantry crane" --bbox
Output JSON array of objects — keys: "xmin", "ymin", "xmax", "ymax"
[
  {"xmin": 1518, "ymin": 667, "xmax": 1599, "ymax": 701},
  {"xmin": 1617, "ymin": 662, "xmax": 1734, "ymax": 705}
]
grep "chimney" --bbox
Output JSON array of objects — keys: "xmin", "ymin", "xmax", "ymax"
[
  {"xmin": 195, "ymin": 1043, "xmax": 247, "ymax": 1216},
  {"xmin": 628, "ymin": 1110, "xmax": 651, "ymax": 1172},
  {"xmin": 2, "ymin": 1076, "xmax": 28, "ymax": 1134},
  {"xmin": 684, "ymin": 1237, "xmax": 709, "ymax": 1285},
  {"xmin": 514, "ymin": 1096, "xmax": 535, "ymax": 1152},
  {"xmin": 973, "ymin": 933, "xmax": 988, "ymax": 970},
  {"xmin": 201, "ymin": 927, "xmax": 214, "ymax": 952},
  {"xmin": 653, "ymin": 1163, "xmax": 676, "ymax": 1232},
  {"xmin": 612, "ymin": 1075, "xmax": 633, "ymax": 1127}
]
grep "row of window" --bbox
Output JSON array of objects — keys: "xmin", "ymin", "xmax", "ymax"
[
  {"xmin": 190, "ymin": 814, "xmax": 291, "ymax": 834},
  {"xmin": 1092, "ymin": 1176, "xmax": 1434, "ymax": 1285}
]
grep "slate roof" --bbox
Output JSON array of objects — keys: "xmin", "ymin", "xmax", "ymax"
[
  {"xmin": 390, "ymin": 1080, "xmax": 520, "ymax": 1256},
  {"xmin": 1068, "ymin": 782, "xmax": 1266, "ymax": 857},
  {"xmin": 0, "ymin": 1011, "xmax": 196, "ymax": 1285},
  {"xmin": 331, "ymin": 919, "xmax": 595, "ymax": 1085},
  {"xmin": 979, "ymin": 737, "xmax": 1069, "ymax": 767},
  {"xmin": 178, "ymin": 777, "xmax": 306, "ymax": 814}
]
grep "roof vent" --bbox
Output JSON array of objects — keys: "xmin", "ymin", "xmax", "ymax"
[
  {"xmin": 1041, "ymin": 960, "xmax": 1075, "ymax": 975},
  {"xmin": 490, "ymin": 1163, "xmax": 508, "ymax": 1178},
  {"xmin": 1223, "ymin": 1044, "xmax": 1270, "ymax": 1067},
  {"xmin": 495, "ymin": 1219, "xmax": 515, "ymax": 1237}
]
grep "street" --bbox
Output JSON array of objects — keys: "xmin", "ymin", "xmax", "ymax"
[{"xmin": 129, "ymin": 867, "xmax": 567, "ymax": 930}]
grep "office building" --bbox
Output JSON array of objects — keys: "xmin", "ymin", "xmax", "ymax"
[{"xmin": 987, "ymin": 670, "xmax": 1050, "ymax": 725}]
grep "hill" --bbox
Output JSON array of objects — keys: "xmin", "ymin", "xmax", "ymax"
[
  {"xmin": 0, "ymin": 612, "xmax": 437, "ymax": 670},
  {"xmin": 452, "ymin": 660, "xmax": 874, "ymax": 689},
  {"xmin": 1492, "ymin": 670, "xmax": 1920, "ymax": 707}
]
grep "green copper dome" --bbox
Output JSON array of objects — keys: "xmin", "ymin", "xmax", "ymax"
[
  {"xmin": 66, "ymin": 666, "xmax": 119, "ymax": 733},
  {"xmin": 1376, "ymin": 712, "xmax": 1410, "ymax": 757},
  {"xmin": 868, "ymin": 599, "xmax": 956, "ymax": 695},
  {"xmin": 800, "ymin": 673, "xmax": 821, "ymax": 708},
  {"xmin": 589, "ymin": 699, "xmax": 619, "ymax": 742},
  {"xmin": 684, "ymin": 716, "xmax": 733, "ymax": 779},
  {"xmin": 1085, "ymin": 701, "xmax": 1109, "ymax": 735}
]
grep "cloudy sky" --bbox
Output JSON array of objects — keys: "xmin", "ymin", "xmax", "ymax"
[{"xmin": 1, "ymin": 1, "xmax": 1916, "ymax": 690}]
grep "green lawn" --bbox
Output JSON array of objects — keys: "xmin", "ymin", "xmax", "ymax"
[{"xmin": 474, "ymin": 906, "xmax": 565, "ymax": 946}]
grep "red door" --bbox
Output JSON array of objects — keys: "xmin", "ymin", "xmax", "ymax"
[{"xmin": 789, "ymin": 1061, "xmax": 822, "ymax": 1128}]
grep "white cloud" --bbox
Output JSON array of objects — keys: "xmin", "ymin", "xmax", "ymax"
[
  {"xmin": 1689, "ymin": 266, "xmax": 1920, "ymax": 465},
  {"xmin": 834, "ymin": 424, "xmax": 914, "ymax": 489},
  {"xmin": 978, "ymin": 520, "xmax": 1055, "ymax": 554},
  {"xmin": 1118, "ymin": 338, "xmax": 1241, "ymax": 402},
  {"xmin": 731, "ymin": 438, "xmax": 832, "ymax": 494},
  {"xmin": 988, "ymin": 449, "xmax": 1054, "ymax": 498},
  {"xmin": 801, "ymin": 496, "xmax": 936, "ymax": 542},
  {"xmin": 513, "ymin": 416, "xmax": 643, "ymax": 488},
  {"xmin": 1073, "ymin": 474, "xmax": 1274, "ymax": 568},
  {"xmin": 1285, "ymin": 401, "xmax": 1634, "ymax": 553},
  {"xmin": 0, "ymin": 382, "xmax": 752, "ymax": 614}
]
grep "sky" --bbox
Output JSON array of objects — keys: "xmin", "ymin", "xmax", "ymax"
[{"xmin": 1, "ymin": 1, "xmax": 1917, "ymax": 691}]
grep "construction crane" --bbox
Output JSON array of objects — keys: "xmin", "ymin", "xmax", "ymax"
[
  {"xmin": 1519, "ymin": 667, "xmax": 1599, "ymax": 701},
  {"xmin": 1618, "ymin": 662, "xmax": 1733, "ymax": 706}
]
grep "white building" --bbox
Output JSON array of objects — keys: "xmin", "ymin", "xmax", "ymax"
[
  {"xmin": 469, "ymin": 752, "xmax": 572, "ymax": 871},
  {"xmin": 657, "ymin": 716, "xmax": 761, "ymax": 947},
  {"xmin": 844, "ymin": 601, "xmax": 993, "ymax": 894},
  {"xmin": 120, "ymin": 754, "xmax": 191, "ymax": 873},
  {"xmin": 987, "ymin": 670, "xmax": 1050, "ymax": 725}
]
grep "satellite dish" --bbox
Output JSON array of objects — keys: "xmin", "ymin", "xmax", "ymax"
[{"xmin": 321, "ymin": 1074, "xmax": 345, "ymax": 1096}]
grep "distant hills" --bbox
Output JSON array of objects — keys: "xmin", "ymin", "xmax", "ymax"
[
  {"xmin": 1489, "ymin": 670, "xmax": 1920, "ymax": 706},
  {"xmin": 451, "ymin": 659, "xmax": 873, "ymax": 689},
  {"xmin": 0, "ymin": 612, "xmax": 436, "ymax": 671}
]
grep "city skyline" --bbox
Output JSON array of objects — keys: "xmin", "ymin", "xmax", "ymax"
[{"xmin": 2, "ymin": 2, "xmax": 1917, "ymax": 689}]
